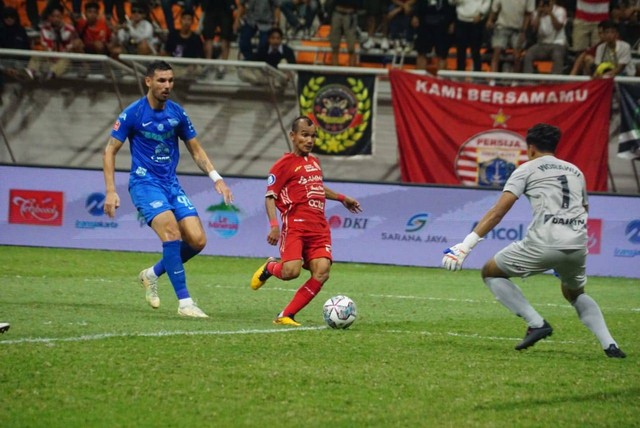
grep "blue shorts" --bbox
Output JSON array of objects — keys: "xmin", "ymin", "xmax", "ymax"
[{"xmin": 130, "ymin": 181, "xmax": 199, "ymax": 226}]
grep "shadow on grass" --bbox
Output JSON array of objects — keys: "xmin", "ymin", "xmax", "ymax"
[{"xmin": 474, "ymin": 387, "xmax": 640, "ymax": 411}]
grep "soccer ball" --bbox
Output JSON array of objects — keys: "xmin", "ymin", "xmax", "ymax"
[{"xmin": 322, "ymin": 295, "xmax": 357, "ymax": 329}]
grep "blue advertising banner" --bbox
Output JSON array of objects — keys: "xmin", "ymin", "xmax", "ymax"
[{"xmin": 1, "ymin": 165, "xmax": 638, "ymax": 278}]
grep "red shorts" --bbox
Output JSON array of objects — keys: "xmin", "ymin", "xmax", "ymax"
[{"xmin": 280, "ymin": 228, "xmax": 332, "ymax": 266}]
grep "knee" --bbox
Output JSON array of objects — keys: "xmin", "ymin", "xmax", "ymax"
[
  {"xmin": 280, "ymin": 265, "xmax": 301, "ymax": 280},
  {"xmin": 314, "ymin": 271, "xmax": 330, "ymax": 284},
  {"xmin": 562, "ymin": 285, "xmax": 584, "ymax": 303},
  {"xmin": 190, "ymin": 235, "xmax": 206, "ymax": 252}
]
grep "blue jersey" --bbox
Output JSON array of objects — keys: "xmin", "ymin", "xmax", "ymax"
[{"xmin": 111, "ymin": 97, "xmax": 197, "ymax": 188}]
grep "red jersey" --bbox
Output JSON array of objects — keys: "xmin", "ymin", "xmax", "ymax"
[
  {"xmin": 76, "ymin": 18, "xmax": 112, "ymax": 44},
  {"xmin": 266, "ymin": 152, "xmax": 328, "ymax": 232}
]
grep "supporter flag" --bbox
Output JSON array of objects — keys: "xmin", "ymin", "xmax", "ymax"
[
  {"xmin": 616, "ymin": 82, "xmax": 640, "ymax": 159},
  {"xmin": 298, "ymin": 71, "xmax": 375, "ymax": 156},
  {"xmin": 388, "ymin": 70, "xmax": 613, "ymax": 192}
]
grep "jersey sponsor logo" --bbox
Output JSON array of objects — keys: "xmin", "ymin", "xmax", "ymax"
[
  {"xmin": 135, "ymin": 166, "xmax": 147, "ymax": 177},
  {"xmin": 141, "ymin": 129, "xmax": 176, "ymax": 143},
  {"xmin": 308, "ymin": 199, "xmax": 325, "ymax": 210},
  {"xmin": 168, "ymin": 119, "xmax": 179, "ymax": 127},
  {"xmin": 304, "ymin": 164, "xmax": 319, "ymax": 172},
  {"xmin": 152, "ymin": 142, "xmax": 171, "ymax": 163},
  {"xmin": 298, "ymin": 174, "xmax": 322, "ymax": 185},
  {"xmin": 267, "ymin": 174, "xmax": 276, "ymax": 185},
  {"xmin": 305, "ymin": 183, "xmax": 324, "ymax": 199},
  {"xmin": 455, "ymin": 130, "xmax": 528, "ymax": 187},
  {"xmin": 543, "ymin": 214, "xmax": 587, "ymax": 226},
  {"xmin": 587, "ymin": 218, "xmax": 602, "ymax": 255},
  {"xmin": 142, "ymin": 121, "xmax": 153, "ymax": 127},
  {"xmin": 8, "ymin": 189, "xmax": 64, "ymax": 226}
]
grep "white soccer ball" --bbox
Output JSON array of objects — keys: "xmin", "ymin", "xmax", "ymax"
[{"xmin": 322, "ymin": 295, "xmax": 357, "ymax": 329}]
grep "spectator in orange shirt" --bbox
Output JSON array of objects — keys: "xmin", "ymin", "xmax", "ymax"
[{"xmin": 76, "ymin": 2, "xmax": 117, "ymax": 56}]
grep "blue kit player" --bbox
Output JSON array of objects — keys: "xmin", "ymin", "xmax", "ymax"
[{"xmin": 103, "ymin": 60, "xmax": 233, "ymax": 318}]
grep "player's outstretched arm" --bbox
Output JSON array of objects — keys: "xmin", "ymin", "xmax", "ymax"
[
  {"xmin": 102, "ymin": 137, "xmax": 124, "ymax": 218},
  {"xmin": 324, "ymin": 186, "xmax": 363, "ymax": 214},
  {"xmin": 185, "ymin": 137, "xmax": 234, "ymax": 205},
  {"xmin": 442, "ymin": 191, "xmax": 518, "ymax": 271}
]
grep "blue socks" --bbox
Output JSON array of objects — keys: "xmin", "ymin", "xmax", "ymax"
[
  {"xmin": 153, "ymin": 241, "xmax": 201, "ymax": 277},
  {"xmin": 162, "ymin": 240, "xmax": 190, "ymax": 300}
]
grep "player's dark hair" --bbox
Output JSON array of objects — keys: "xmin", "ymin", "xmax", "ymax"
[
  {"xmin": 291, "ymin": 116, "xmax": 314, "ymax": 132},
  {"xmin": 181, "ymin": 8, "xmax": 195, "ymax": 17},
  {"xmin": 84, "ymin": 2, "xmax": 100, "ymax": 11},
  {"xmin": 526, "ymin": 123, "xmax": 561, "ymax": 153},
  {"xmin": 146, "ymin": 60, "xmax": 173, "ymax": 77}
]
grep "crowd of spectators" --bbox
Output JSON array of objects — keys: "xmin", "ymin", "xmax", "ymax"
[{"xmin": 0, "ymin": 0, "xmax": 639, "ymax": 81}]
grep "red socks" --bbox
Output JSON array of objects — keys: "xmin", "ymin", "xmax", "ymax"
[
  {"xmin": 267, "ymin": 260, "xmax": 283, "ymax": 279},
  {"xmin": 282, "ymin": 277, "xmax": 323, "ymax": 317}
]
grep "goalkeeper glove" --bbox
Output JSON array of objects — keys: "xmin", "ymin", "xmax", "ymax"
[{"xmin": 442, "ymin": 232, "xmax": 481, "ymax": 271}]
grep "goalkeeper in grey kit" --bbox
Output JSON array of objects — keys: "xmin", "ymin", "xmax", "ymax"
[{"xmin": 442, "ymin": 123, "xmax": 625, "ymax": 358}]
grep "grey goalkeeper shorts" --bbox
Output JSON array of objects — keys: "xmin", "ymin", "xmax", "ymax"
[{"xmin": 494, "ymin": 241, "xmax": 587, "ymax": 289}]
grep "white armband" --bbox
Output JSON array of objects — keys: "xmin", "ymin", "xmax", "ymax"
[{"xmin": 208, "ymin": 170, "xmax": 223, "ymax": 182}]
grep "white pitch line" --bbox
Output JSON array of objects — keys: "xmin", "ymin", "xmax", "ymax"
[
  {"xmin": 0, "ymin": 326, "xmax": 325, "ymax": 345},
  {"xmin": 1, "ymin": 326, "xmax": 586, "ymax": 347}
]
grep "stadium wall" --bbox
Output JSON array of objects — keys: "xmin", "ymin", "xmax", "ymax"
[
  {"xmin": 0, "ymin": 76, "xmax": 637, "ymax": 193},
  {"xmin": 1, "ymin": 165, "xmax": 639, "ymax": 278}
]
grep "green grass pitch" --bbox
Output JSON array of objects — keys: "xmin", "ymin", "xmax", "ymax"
[{"xmin": 0, "ymin": 246, "xmax": 638, "ymax": 427}]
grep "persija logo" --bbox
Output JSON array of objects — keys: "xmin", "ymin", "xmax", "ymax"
[
  {"xmin": 8, "ymin": 189, "xmax": 64, "ymax": 226},
  {"xmin": 587, "ymin": 218, "xmax": 602, "ymax": 255}
]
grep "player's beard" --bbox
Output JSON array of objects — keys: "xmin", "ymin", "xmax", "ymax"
[{"xmin": 154, "ymin": 89, "xmax": 170, "ymax": 103}]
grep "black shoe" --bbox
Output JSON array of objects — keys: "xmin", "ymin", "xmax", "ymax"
[
  {"xmin": 515, "ymin": 320, "xmax": 553, "ymax": 351},
  {"xmin": 0, "ymin": 323, "xmax": 10, "ymax": 334},
  {"xmin": 604, "ymin": 344, "xmax": 626, "ymax": 358}
]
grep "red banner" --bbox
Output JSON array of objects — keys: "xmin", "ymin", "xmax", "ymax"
[{"xmin": 389, "ymin": 70, "xmax": 613, "ymax": 191}]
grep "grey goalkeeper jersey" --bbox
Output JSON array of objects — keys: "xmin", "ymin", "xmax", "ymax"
[{"xmin": 503, "ymin": 155, "xmax": 588, "ymax": 249}]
